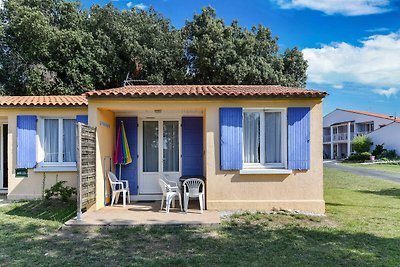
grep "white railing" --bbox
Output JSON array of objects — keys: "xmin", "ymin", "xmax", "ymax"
[
  {"xmin": 333, "ymin": 133, "xmax": 348, "ymax": 141},
  {"xmin": 324, "ymin": 132, "xmax": 363, "ymax": 143},
  {"xmin": 355, "ymin": 131, "xmax": 370, "ymax": 137}
]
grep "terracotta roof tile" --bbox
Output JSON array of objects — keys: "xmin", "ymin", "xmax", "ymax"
[
  {"xmin": 0, "ymin": 95, "xmax": 87, "ymax": 107},
  {"xmin": 338, "ymin": 109, "xmax": 400, "ymax": 123},
  {"xmin": 85, "ymin": 85, "xmax": 327, "ymax": 98}
]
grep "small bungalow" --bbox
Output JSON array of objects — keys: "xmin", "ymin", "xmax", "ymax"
[{"xmin": 0, "ymin": 85, "xmax": 327, "ymax": 214}]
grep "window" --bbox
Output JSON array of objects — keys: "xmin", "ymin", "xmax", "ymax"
[
  {"xmin": 366, "ymin": 122, "xmax": 374, "ymax": 133},
  {"xmin": 39, "ymin": 118, "xmax": 77, "ymax": 166},
  {"xmin": 243, "ymin": 109, "xmax": 287, "ymax": 169}
]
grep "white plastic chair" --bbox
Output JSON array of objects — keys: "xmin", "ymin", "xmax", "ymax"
[
  {"xmin": 182, "ymin": 178, "xmax": 205, "ymax": 213},
  {"xmin": 159, "ymin": 178, "xmax": 182, "ymax": 213},
  {"xmin": 108, "ymin": 171, "xmax": 131, "ymax": 207}
]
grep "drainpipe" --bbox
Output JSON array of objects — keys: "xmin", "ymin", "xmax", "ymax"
[
  {"xmin": 330, "ymin": 126, "xmax": 334, "ymax": 159},
  {"xmin": 347, "ymin": 122, "xmax": 351, "ymax": 158}
]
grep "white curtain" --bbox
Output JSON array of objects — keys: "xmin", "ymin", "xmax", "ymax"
[
  {"xmin": 143, "ymin": 121, "xmax": 159, "ymax": 172},
  {"xmin": 163, "ymin": 121, "xmax": 179, "ymax": 172},
  {"xmin": 265, "ymin": 112, "xmax": 281, "ymax": 163},
  {"xmin": 243, "ymin": 112, "xmax": 260, "ymax": 163},
  {"xmin": 44, "ymin": 119, "xmax": 59, "ymax": 162},
  {"xmin": 63, "ymin": 119, "xmax": 76, "ymax": 162}
]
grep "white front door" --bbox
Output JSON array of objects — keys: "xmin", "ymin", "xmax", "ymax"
[{"xmin": 139, "ymin": 119, "xmax": 181, "ymax": 196}]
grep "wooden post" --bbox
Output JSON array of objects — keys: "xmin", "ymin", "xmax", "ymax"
[{"xmin": 76, "ymin": 123, "xmax": 82, "ymax": 221}]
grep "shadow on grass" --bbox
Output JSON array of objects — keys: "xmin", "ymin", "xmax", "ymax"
[
  {"xmin": 358, "ymin": 188, "xmax": 400, "ymax": 199},
  {"xmin": 5, "ymin": 200, "xmax": 76, "ymax": 223},
  {"xmin": 0, "ymin": 220, "xmax": 400, "ymax": 266}
]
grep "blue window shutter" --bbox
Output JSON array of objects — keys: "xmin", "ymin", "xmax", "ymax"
[
  {"xmin": 17, "ymin": 115, "xmax": 37, "ymax": 168},
  {"xmin": 182, "ymin": 117, "xmax": 203, "ymax": 176},
  {"xmin": 220, "ymin": 108, "xmax": 243, "ymax": 171},
  {"xmin": 116, "ymin": 117, "xmax": 138, "ymax": 195},
  {"xmin": 288, "ymin": 107, "xmax": 310, "ymax": 170},
  {"xmin": 76, "ymin": 115, "xmax": 88, "ymax": 124}
]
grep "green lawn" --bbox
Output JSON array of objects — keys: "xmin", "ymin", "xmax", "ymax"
[
  {"xmin": 1, "ymin": 168, "xmax": 400, "ymax": 266},
  {"xmin": 341, "ymin": 162, "xmax": 400, "ymax": 174}
]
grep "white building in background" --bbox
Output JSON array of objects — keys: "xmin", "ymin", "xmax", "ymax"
[
  {"xmin": 368, "ymin": 122, "xmax": 400, "ymax": 155},
  {"xmin": 323, "ymin": 109, "xmax": 399, "ymax": 159}
]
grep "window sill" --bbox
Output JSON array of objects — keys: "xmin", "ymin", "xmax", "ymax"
[
  {"xmin": 34, "ymin": 166, "xmax": 77, "ymax": 173},
  {"xmin": 240, "ymin": 169, "xmax": 292, "ymax": 175}
]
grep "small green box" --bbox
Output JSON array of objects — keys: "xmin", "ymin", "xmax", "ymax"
[{"xmin": 15, "ymin": 168, "xmax": 28, "ymax": 177}]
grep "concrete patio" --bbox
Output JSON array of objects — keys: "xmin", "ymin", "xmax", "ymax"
[{"xmin": 65, "ymin": 201, "xmax": 221, "ymax": 226}]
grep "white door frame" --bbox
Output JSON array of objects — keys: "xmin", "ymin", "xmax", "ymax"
[
  {"xmin": 136, "ymin": 117, "xmax": 182, "ymax": 200},
  {"xmin": 0, "ymin": 124, "xmax": 5, "ymax": 190}
]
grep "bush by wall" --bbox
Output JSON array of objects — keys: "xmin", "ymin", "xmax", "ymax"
[
  {"xmin": 44, "ymin": 181, "xmax": 77, "ymax": 202},
  {"xmin": 352, "ymin": 135, "xmax": 372, "ymax": 154},
  {"xmin": 347, "ymin": 152, "xmax": 371, "ymax": 162}
]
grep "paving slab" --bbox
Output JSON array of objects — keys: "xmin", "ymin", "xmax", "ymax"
[{"xmin": 65, "ymin": 201, "xmax": 221, "ymax": 226}]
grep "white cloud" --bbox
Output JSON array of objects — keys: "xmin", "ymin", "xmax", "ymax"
[
  {"xmin": 273, "ymin": 0, "xmax": 392, "ymax": 16},
  {"xmin": 127, "ymin": 2, "xmax": 147, "ymax": 9},
  {"xmin": 332, "ymin": 84, "xmax": 343, "ymax": 89},
  {"xmin": 372, "ymin": 87, "xmax": 399, "ymax": 98},
  {"xmin": 366, "ymin": 27, "xmax": 390, "ymax": 33},
  {"xmin": 302, "ymin": 33, "xmax": 400, "ymax": 90},
  {"xmin": 134, "ymin": 3, "xmax": 148, "ymax": 10}
]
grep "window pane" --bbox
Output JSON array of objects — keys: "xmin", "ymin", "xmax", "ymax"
[
  {"xmin": 44, "ymin": 119, "xmax": 59, "ymax": 162},
  {"xmin": 264, "ymin": 112, "xmax": 282, "ymax": 163},
  {"xmin": 163, "ymin": 121, "xmax": 179, "ymax": 172},
  {"xmin": 243, "ymin": 112, "xmax": 260, "ymax": 163},
  {"xmin": 63, "ymin": 119, "xmax": 76, "ymax": 162},
  {"xmin": 143, "ymin": 121, "xmax": 159, "ymax": 172}
]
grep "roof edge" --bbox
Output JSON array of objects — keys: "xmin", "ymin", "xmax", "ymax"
[
  {"xmin": 84, "ymin": 85, "xmax": 328, "ymax": 98},
  {"xmin": 86, "ymin": 94, "xmax": 327, "ymax": 100},
  {"xmin": 336, "ymin": 108, "xmax": 400, "ymax": 122}
]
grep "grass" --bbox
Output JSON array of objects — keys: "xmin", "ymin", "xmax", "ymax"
[
  {"xmin": 0, "ymin": 168, "xmax": 400, "ymax": 266},
  {"xmin": 341, "ymin": 162, "xmax": 400, "ymax": 174}
]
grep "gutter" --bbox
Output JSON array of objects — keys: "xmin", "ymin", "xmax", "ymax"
[
  {"xmin": 86, "ymin": 95, "xmax": 327, "ymax": 100},
  {"xmin": 0, "ymin": 105, "xmax": 88, "ymax": 109}
]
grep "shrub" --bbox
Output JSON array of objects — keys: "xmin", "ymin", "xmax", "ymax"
[
  {"xmin": 372, "ymin": 144, "xmax": 386, "ymax": 158},
  {"xmin": 346, "ymin": 152, "xmax": 371, "ymax": 162},
  {"xmin": 381, "ymin": 150, "xmax": 398, "ymax": 160},
  {"xmin": 44, "ymin": 181, "xmax": 77, "ymax": 202},
  {"xmin": 360, "ymin": 152, "xmax": 372, "ymax": 161},
  {"xmin": 352, "ymin": 135, "xmax": 372, "ymax": 153}
]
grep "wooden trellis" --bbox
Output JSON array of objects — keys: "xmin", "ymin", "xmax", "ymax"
[{"xmin": 76, "ymin": 123, "xmax": 97, "ymax": 220}]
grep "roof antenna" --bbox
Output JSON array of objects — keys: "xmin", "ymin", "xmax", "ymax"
[{"xmin": 123, "ymin": 59, "xmax": 148, "ymax": 86}]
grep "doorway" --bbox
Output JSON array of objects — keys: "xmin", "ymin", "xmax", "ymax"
[
  {"xmin": 138, "ymin": 119, "xmax": 181, "ymax": 197},
  {"xmin": 0, "ymin": 124, "xmax": 8, "ymax": 189}
]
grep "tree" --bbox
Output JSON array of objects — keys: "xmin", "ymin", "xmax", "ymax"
[
  {"xmin": 0, "ymin": 3, "xmax": 308, "ymax": 96},
  {"xmin": 85, "ymin": 4, "xmax": 186, "ymax": 87},
  {"xmin": 352, "ymin": 135, "xmax": 372, "ymax": 154},
  {"xmin": 183, "ymin": 7, "xmax": 307, "ymax": 86},
  {"xmin": 0, "ymin": 1, "xmax": 186, "ymax": 95},
  {"xmin": 282, "ymin": 47, "xmax": 308, "ymax": 87},
  {"xmin": 0, "ymin": 0, "xmax": 103, "ymax": 95}
]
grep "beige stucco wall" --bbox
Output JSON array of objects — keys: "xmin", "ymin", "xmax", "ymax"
[
  {"xmin": 88, "ymin": 105, "xmax": 116, "ymax": 209},
  {"xmin": 205, "ymin": 100, "xmax": 324, "ymax": 213},
  {"xmin": 89, "ymin": 98, "xmax": 324, "ymax": 214},
  {"xmin": 0, "ymin": 108, "xmax": 87, "ymax": 200}
]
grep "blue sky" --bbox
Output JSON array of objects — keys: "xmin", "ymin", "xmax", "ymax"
[{"xmin": 81, "ymin": 0, "xmax": 400, "ymax": 116}]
